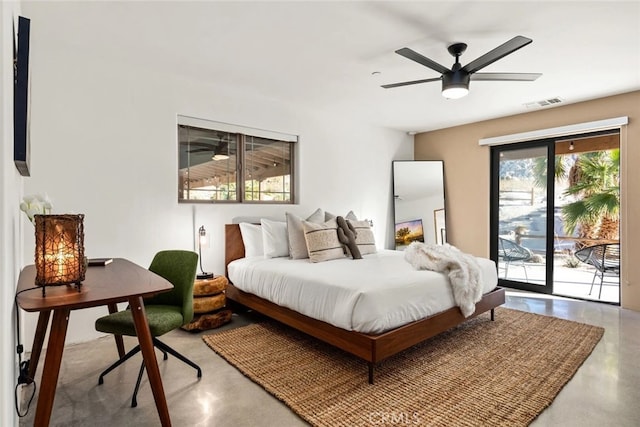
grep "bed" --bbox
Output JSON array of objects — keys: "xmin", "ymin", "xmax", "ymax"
[{"xmin": 224, "ymin": 223, "xmax": 505, "ymax": 383}]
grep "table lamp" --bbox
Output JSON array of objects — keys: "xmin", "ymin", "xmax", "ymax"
[
  {"xmin": 34, "ymin": 214, "xmax": 86, "ymax": 295},
  {"xmin": 197, "ymin": 225, "xmax": 213, "ymax": 280}
]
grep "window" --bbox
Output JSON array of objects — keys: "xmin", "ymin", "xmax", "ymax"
[{"xmin": 178, "ymin": 116, "xmax": 296, "ymax": 203}]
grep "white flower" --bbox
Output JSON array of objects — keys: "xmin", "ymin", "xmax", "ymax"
[
  {"xmin": 22, "ymin": 194, "xmax": 36, "ymax": 204},
  {"xmin": 20, "ymin": 194, "xmax": 53, "ymax": 224}
]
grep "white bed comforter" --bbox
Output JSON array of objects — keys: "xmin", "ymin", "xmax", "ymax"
[{"xmin": 228, "ymin": 250, "xmax": 497, "ymax": 334}]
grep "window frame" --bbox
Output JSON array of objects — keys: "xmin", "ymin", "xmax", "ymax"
[{"xmin": 177, "ymin": 115, "xmax": 297, "ymax": 204}]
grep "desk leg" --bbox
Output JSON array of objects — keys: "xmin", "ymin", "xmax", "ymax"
[
  {"xmin": 34, "ymin": 308, "xmax": 70, "ymax": 427},
  {"xmin": 28, "ymin": 310, "xmax": 51, "ymax": 383},
  {"xmin": 128, "ymin": 296, "xmax": 171, "ymax": 427},
  {"xmin": 107, "ymin": 303, "xmax": 126, "ymax": 358}
]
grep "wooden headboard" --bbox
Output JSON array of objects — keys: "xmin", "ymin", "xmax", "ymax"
[{"xmin": 224, "ymin": 224, "xmax": 246, "ymax": 277}]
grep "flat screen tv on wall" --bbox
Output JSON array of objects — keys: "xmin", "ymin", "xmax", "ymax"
[{"xmin": 14, "ymin": 16, "xmax": 31, "ymax": 177}]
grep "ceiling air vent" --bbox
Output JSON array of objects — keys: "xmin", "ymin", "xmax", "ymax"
[{"xmin": 523, "ymin": 97, "xmax": 563, "ymax": 109}]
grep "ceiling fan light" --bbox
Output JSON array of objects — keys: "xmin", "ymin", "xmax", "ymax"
[
  {"xmin": 442, "ymin": 71, "xmax": 470, "ymax": 99},
  {"xmin": 442, "ymin": 86, "xmax": 469, "ymax": 99},
  {"xmin": 212, "ymin": 154, "xmax": 230, "ymax": 161}
]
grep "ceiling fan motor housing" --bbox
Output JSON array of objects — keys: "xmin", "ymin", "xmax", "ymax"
[{"xmin": 442, "ymin": 70, "xmax": 470, "ymax": 91}]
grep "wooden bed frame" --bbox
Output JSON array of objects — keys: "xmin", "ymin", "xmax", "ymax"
[{"xmin": 224, "ymin": 224, "xmax": 505, "ymax": 384}]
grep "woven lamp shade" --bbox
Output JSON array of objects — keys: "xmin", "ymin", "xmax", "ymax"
[{"xmin": 34, "ymin": 214, "xmax": 86, "ymax": 287}]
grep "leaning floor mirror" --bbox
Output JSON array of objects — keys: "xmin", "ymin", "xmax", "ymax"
[{"xmin": 393, "ymin": 160, "xmax": 446, "ymax": 250}]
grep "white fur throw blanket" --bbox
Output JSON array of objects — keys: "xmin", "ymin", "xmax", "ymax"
[{"xmin": 404, "ymin": 242, "xmax": 483, "ymax": 317}]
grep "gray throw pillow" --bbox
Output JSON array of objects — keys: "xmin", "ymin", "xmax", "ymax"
[
  {"xmin": 286, "ymin": 208, "xmax": 324, "ymax": 259},
  {"xmin": 325, "ymin": 210, "xmax": 358, "ymax": 222}
]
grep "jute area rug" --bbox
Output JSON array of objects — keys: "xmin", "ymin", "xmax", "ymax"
[{"xmin": 203, "ymin": 307, "xmax": 603, "ymax": 426}]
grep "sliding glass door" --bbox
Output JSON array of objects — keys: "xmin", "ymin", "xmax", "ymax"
[
  {"xmin": 491, "ymin": 141, "xmax": 553, "ymax": 293},
  {"xmin": 490, "ymin": 132, "xmax": 621, "ymax": 303}
]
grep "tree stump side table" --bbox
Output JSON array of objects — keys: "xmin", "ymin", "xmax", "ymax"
[{"xmin": 182, "ymin": 276, "xmax": 232, "ymax": 331}]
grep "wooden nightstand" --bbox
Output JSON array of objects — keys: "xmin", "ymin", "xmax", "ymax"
[{"xmin": 181, "ymin": 276, "xmax": 232, "ymax": 331}]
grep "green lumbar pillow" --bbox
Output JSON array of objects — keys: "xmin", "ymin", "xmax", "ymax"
[{"xmin": 337, "ymin": 216, "xmax": 362, "ymax": 259}]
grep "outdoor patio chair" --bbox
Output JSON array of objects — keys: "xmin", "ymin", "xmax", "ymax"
[
  {"xmin": 498, "ymin": 237, "xmax": 532, "ymax": 281},
  {"xmin": 575, "ymin": 243, "xmax": 620, "ymax": 299}
]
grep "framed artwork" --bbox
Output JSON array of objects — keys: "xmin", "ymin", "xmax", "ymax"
[{"xmin": 14, "ymin": 16, "xmax": 31, "ymax": 176}]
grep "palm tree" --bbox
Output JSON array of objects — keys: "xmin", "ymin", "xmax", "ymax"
[
  {"xmin": 562, "ymin": 149, "xmax": 620, "ymax": 242},
  {"xmin": 532, "ymin": 154, "xmax": 570, "ymax": 190}
]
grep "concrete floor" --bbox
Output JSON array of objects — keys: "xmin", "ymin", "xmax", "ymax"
[
  {"xmin": 18, "ymin": 292, "xmax": 640, "ymax": 427},
  {"xmin": 499, "ymin": 260, "xmax": 621, "ymax": 304}
]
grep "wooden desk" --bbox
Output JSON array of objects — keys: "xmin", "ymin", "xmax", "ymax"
[{"xmin": 16, "ymin": 258, "xmax": 174, "ymax": 426}]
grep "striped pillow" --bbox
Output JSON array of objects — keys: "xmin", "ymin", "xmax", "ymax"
[
  {"xmin": 349, "ymin": 220, "xmax": 377, "ymax": 255},
  {"xmin": 302, "ymin": 219, "xmax": 345, "ymax": 263}
]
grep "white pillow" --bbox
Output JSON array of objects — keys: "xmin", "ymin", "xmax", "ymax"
[
  {"xmin": 261, "ymin": 218, "xmax": 289, "ymax": 258},
  {"xmin": 239, "ymin": 223, "xmax": 264, "ymax": 258},
  {"xmin": 286, "ymin": 208, "xmax": 325, "ymax": 259},
  {"xmin": 302, "ymin": 219, "xmax": 345, "ymax": 263}
]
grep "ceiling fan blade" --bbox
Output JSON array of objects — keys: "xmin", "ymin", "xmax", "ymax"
[
  {"xmin": 395, "ymin": 47, "xmax": 450, "ymax": 74},
  {"xmin": 182, "ymin": 141, "xmax": 215, "ymax": 147},
  {"xmin": 187, "ymin": 148, "xmax": 213, "ymax": 153},
  {"xmin": 471, "ymin": 72, "xmax": 542, "ymax": 81},
  {"xmin": 462, "ymin": 36, "xmax": 533, "ymax": 74},
  {"xmin": 381, "ymin": 77, "xmax": 441, "ymax": 89}
]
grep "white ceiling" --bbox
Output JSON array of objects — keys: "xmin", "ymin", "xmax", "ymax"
[{"xmin": 28, "ymin": 1, "xmax": 640, "ymax": 133}]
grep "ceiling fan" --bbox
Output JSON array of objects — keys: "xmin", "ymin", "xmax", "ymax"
[
  {"xmin": 181, "ymin": 127, "xmax": 231, "ymax": 161},
  {"xmin": 382, "ymin": 35, "xmax": 541, "ymax": 99},
  {"xmin": 186, "ymin": 141, "xmax": 230, "ymax": 160}
]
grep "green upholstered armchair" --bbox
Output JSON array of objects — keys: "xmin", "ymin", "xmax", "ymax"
[{"xmin": 95, "ymin": 250, "xmax": 202, "ymax": 407}]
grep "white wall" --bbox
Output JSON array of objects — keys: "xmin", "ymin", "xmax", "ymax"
[
  {"xmin": 17, "ymin": 2, "xmax": 413, "ymax": 350},
  {"xmin": 1, "ymin": 2, "xmax": 24, "ymax": 426}
]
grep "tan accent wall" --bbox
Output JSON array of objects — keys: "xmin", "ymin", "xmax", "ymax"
[{"xmin": 414, "ymin": 90, "xmax": 640, "ymax": 311}]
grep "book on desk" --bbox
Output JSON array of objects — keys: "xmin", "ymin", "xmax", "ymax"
[{"xmin": 88, "ymin": 258, "xmax": 113, "ymax": 267}]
